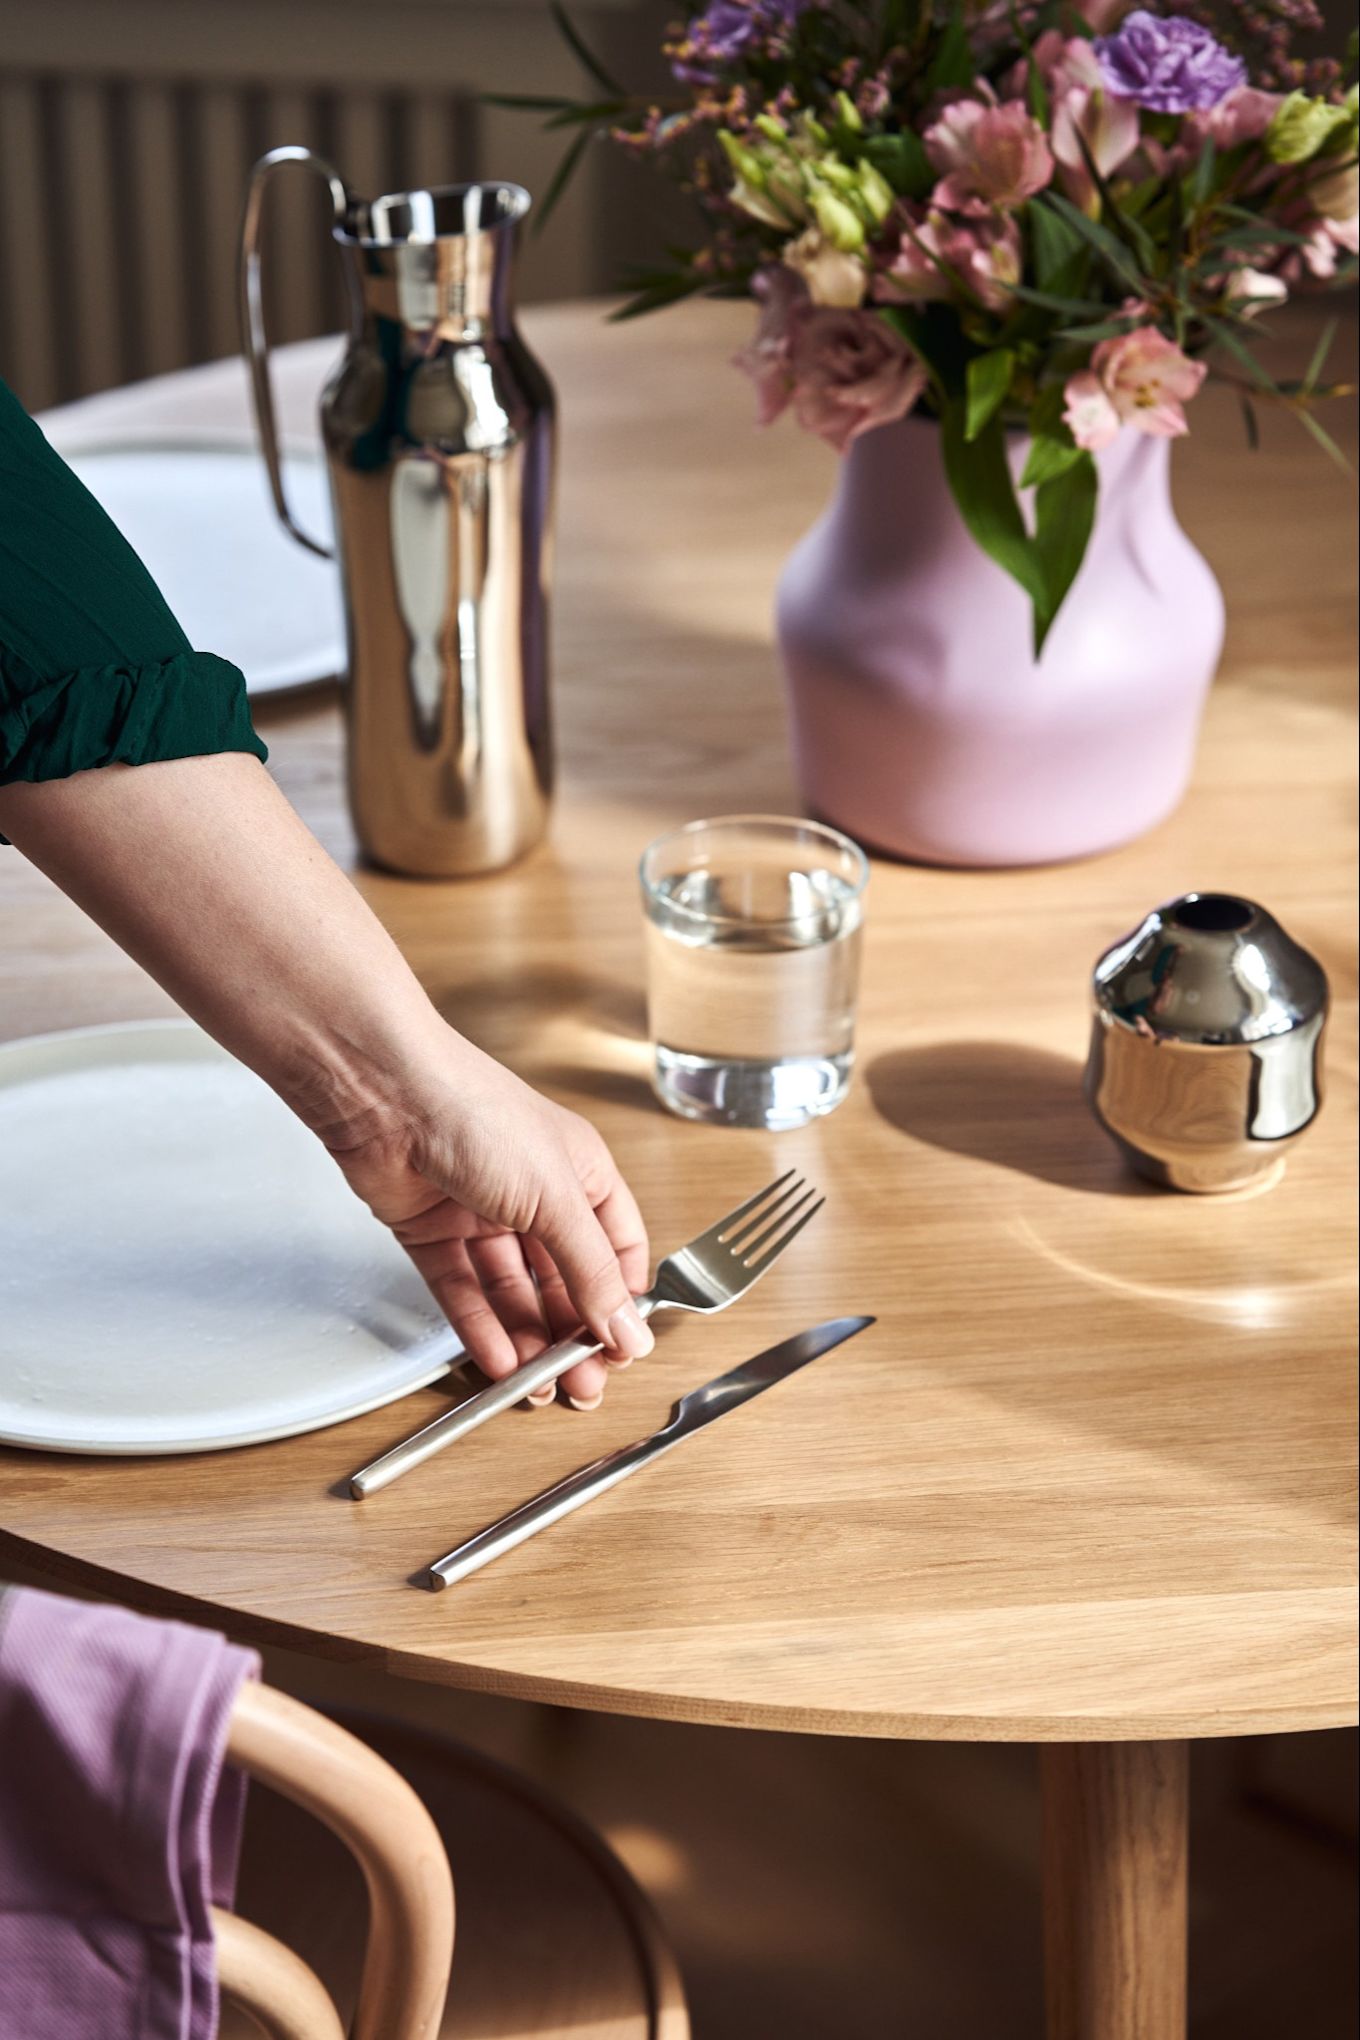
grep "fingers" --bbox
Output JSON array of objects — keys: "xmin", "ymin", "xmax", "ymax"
[
  {"xmin": 592, "ymin": 1173, "xmax": 651, "ymax": 1302},
  {"xmin": 464, "ymin": 1234, "xmax": 556, "ymax": 1404},
  {"xmin": 424, "ymin": 1230, "xmax": 608, "ymax": 1410},
  {"xmin": 528, "ymin": 1180, "xmax": 655, "ymax": 1368},
  {"xmin": 411, "ymin": 1238, "xmax": 526, "ymax": 1387}
]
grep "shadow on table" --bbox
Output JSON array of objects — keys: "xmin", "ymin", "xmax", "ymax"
[
  {"xmin": 866, "ymin": 1040, "xmax": 1149, "ymax": 1198},
  {"xmin": 534, "ymin": 1060, "xmax": 656, "ymax": 1115},
  {"xmin": 431, "ymin": 966, "xmax": 647, "ymax": 1052}
]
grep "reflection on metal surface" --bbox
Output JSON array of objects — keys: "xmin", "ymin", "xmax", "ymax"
[
  {"xmin": 1084, "ymin": 892, "xmax": 1329, "ymax": 1193},
  {"xmin": 241, "ymin": 152, "xmax": 555, "ymax": 875}
]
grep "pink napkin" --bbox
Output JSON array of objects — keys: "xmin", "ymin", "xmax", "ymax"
[{"xmin": 0, "ymin": 1584, "xmax": 259, "ymax": 2040}]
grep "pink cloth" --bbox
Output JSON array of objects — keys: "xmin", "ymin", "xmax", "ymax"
[{"xmin": 0, "ymin": 1585, "xmax": 259, "ymax": 2040}]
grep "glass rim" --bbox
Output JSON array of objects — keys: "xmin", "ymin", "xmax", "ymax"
[{"xmin": 638, "ymin": 812, "xmax": 869, "ymax": 933}]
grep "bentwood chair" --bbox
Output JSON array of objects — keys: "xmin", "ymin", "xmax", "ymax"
[{"xmin": 216, "ymin": 1682, "xmax": 689, "ymax": 2040}]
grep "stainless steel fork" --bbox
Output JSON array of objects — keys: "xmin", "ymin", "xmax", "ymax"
[{"xmin": 347, "ymin": 1169, "xmax": 823, "ymax": 1498}]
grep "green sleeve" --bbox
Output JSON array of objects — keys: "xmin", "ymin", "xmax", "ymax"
[{"xmin": 0, "ymin": 376, "xmax": 266, "ymax": 835}]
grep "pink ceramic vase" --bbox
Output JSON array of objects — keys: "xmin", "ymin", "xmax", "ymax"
[{"xmin": 776, "ymin": 416, "xmax": 1225, "ymax": 866}]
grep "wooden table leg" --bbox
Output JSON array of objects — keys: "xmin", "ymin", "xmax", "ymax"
[{"xmin": 1042, "ymin": 1740, "xmax": 1189, "ymax": 2040}]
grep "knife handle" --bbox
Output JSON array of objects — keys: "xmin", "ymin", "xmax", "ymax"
[
  {"xmin": 348, "ymin": 1330, "xmax": 604, "ymax": 1499},
  {"xmin": 425, "ymin": 1433, "xmax": 666, "ymax": 1589}
]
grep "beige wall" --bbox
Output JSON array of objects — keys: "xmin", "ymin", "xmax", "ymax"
[{"xmin": 0, "ymin": 0, "xmax": 681, "ymax": 409}]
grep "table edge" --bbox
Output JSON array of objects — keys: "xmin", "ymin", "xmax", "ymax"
[{"xmin": 4, "ymin": 1529, "xmax": 1354, "ymax": 1745}]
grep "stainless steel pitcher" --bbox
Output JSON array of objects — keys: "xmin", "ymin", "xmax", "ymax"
[{"xmin": 240, "ymin": 147, "xmax": 555, "ymax": 876}]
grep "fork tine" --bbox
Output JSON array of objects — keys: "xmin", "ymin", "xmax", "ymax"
[
  {"xmin": 738, "ymin": 1183, "xmax": 815, "ymax": 1256},
  {"xmin": 745, "ymin": 1193, "xmax": 825, "ymax": 1271},
  {"xmin": 693, "ymin": 1168, "xmax": 797, "ymax": 1250},
  {"xmin": 725, "ymin": 1174, "xmax": 809, "ymax": 1257}
]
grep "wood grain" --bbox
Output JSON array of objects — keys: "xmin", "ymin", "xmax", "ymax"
[
  {"xmin": 1043, "ymin": 1742, "xmax": 1189, "ymax": 2040},
  {"xmin": 0, "ymin": 301, "xmax": 1355, "ymax": 1743}
]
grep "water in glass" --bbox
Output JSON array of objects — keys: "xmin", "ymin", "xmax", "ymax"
[{"xmin": 642, "ymin": 828, "xmax": 865, "ymax": 1130}]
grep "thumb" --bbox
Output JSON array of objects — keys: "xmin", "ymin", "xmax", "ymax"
[{"xmin": 531, "ymin": 1178, "xmax": 654, "ymax": 1360}]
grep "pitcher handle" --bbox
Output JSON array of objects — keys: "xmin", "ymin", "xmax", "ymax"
[{"xmin": 238, "ymin": 146, "xmax": 353, "ymax": 560}]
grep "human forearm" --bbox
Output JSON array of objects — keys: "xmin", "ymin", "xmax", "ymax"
[
  {"xmin": 0, "ymin": 753, "xmax": 653, "ymax": 1393},
  {"xmin": 0, "ymin": 753, "xmax": 448, "ymax": 1146}
]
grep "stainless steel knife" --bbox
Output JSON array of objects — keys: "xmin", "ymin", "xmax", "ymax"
[{"xmin": 424, "ymin": 1314, "xmax": 874, "ymax": 1590}]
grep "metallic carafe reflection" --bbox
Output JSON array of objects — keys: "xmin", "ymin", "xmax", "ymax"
[
  {"xmin": 240, "ymin": 149, "xmax": 555, "ymax": 875},
  {"xmin": 1085, "ymin": 892, "xmax": 1329, "ymax": 1193}
]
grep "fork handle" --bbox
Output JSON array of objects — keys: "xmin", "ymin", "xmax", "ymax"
[{"xmin": 348, "ymin": 1331, "xmax": 602, "ymax": 1498}]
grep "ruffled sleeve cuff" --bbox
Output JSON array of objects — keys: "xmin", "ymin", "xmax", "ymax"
[{"xmin": 0, "ymin": 646, "xmax": 267, "ymax": 841}]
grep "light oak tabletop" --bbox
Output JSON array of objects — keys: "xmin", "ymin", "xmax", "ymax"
[{"xmin": 1, "ymin": 302, "xmax": 1355, "ymax": 1744}]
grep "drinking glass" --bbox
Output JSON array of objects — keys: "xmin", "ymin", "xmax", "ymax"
[{"xmin": 640, "ymin": 815, "xmax": 868, "ymax": 1131}]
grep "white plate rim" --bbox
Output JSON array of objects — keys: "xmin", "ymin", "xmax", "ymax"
[
  {"xmin": 55, "ymin": 436, "xmax": 344, "ymax": 699},
  {"xmin": 0, "ymin": 1019, "xmax": 462, "ymax": 1456}
]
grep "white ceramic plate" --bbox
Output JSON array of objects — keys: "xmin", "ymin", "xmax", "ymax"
[
  {"xmin": 61, "ymin": 440, "xmax": 345, "ymax": 696},
  {"xmin": 0, "ymin": 1021, "xmax": 462, "ymax": 1455}
]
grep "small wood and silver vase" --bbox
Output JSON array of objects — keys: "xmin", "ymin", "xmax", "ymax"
[{"xmin": 1085, "ymin": 892, "xmax": 1328, "ymax": 1194}]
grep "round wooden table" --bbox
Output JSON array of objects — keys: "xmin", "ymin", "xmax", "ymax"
[{"xmin": 3, "ymin": 302, "xmax": 1356, "ymax": 2039}]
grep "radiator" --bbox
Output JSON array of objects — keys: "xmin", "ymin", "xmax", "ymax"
[{"xmin": 0, "ymin": 69, "xmax": 490, "ymax": 411}]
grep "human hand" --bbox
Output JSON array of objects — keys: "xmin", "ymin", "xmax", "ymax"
[{"xmin": 328, "ymin": 1035, "xmax": 653, "ymax": 1410}]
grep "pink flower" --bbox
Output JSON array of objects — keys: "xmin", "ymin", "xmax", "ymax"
[
  {"xmin": 787, "ymin": 306, "xmax": 929, "ymax": 452},
  {"xmin": 924, "ymin": 98, "xmax": 1054, "ymax": 213},
  {"xmin": 1062, "ymin": 372, "xmax": 1124, "ymax": 451},
  {"xmin": 733, "ymin": 265, "xmax": 807, "ymax": 425},
  {"xmin": 1224, "ymin": 266, "xmax": 1288, "ymax": 315},
  {"xmin": 1051, "ymin": 79, "xmax": 1142, "ymax": 211},
  {"xmin": 1207, "ymin": 86, "xmax": 1281, "ymax": 145},
  {"xmin": 874, "ymin": 208, "xmax": 1022, "ymax": 313},
  {"xmin": 1063, "ymin": 327, "xmax": 1207, "ymax": 449}
]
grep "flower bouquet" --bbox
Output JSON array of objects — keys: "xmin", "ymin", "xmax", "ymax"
[{"xmin": 507, "ymin": 0, "xmax": 1356, "ymax": 652}]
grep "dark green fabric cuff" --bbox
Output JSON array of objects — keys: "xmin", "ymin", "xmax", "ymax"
[{"xmin": 0, "ymin": 646, "xmax": 267, "ymax": 842}]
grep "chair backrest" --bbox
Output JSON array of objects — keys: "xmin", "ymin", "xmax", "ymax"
[{"xmin": 213, "ymin": 1681, "xmax": 455, "ymax": 2040}]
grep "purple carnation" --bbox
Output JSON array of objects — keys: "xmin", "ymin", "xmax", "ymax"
[
  {"xmin": 1095, "ymin": 10, "xmax": 1248, "ymax": 112},
  {"xmin": 673, "ymin": 0, "xmax": 812, "ymax": 84}
]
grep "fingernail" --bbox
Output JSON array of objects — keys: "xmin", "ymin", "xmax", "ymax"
[
  {"xmin": 605, "ymin": 1353, "xmax": 634, "ymax": 1370},
  {"xmin": 607, "ymin": 1302, "xmax": 654, "ymax": 1360},
  {"xmin": 525, "ymin": 1384, "xmax": 557, "ymax": 1408},
  {"xmin": 567, "ymin": 1391, "xmax": 604, "ymax": 1412}
]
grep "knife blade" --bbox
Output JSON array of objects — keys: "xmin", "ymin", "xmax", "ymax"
[{"xmin": 423, "ymin": 1314, "xmax": 874, "ymax": 1590}]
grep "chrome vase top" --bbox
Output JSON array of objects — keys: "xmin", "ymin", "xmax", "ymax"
[
  {"xmin": 1085, "ymin": 892, "xmax": 1328, "ymax": 1193},
  {"xmin": 240, "ymin": 148, "xmax": 555, "ymax": 877}
]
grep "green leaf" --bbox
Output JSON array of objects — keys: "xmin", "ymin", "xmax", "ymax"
[
  {"xmin": 965, "ymin": 348, "xmax": 1015, "ymax": 440},
  {"xmin": 1293, "ymin": 404, "xmax": 1353, "ymax": 473},
  {"xmin": 1205, "ymin": 314, "xmax": 1279, "ymax": 394},
  {"xmin": 1067, "ymin": 130, "xmax": 1158, "ymax": 270},
  {"xmin": 1019, "ymin": 386, "xmax": 1083, "ymax": 487},
  {"xmin": 1033, "ymin": 192, "xmax": 1148, "ymax": 296},
  {"xmin": 878, "ymin": 303, "xmax": 958, "ymax": 402},
  {"xmin": 1026, "ymin": 55, "xmax": 1050, "ymax": 126},
  {"xmin": 940, "ymin": 404, "xmax": 1048, "ymax": 613},
  {"xmin": 1239, "ymin": 392, "xmax": 1260, "ymax": 451},
  {"xmin": 863, "ymin": 130, "xmax": 934, "ymax": 199},
  {"xmin": 544, "ymin": 99, "xmax": 626, "ymax": 131},
  {"xmin": 533, "ymin": 126, "xmax": 593, "ymax": 234},
  {"xmin": 549, "ymin": 1, "xmax": 625, "ymax": 94},
  {"xmin": 1032, "ymin": 453, "xmax": 1097, "ymax": 653},
  {"xmin": 1010, "ymin": 282, "xmax": 1115, "ymax": 319},
  {"xmin": 1028, "ymin": 199, "xmax": 1090, "ymax": 293},
  {"xmin": 1189, "ymin": 136, "xmax": 1218, "ymax": 208},
  {"xmin": 607, "ymin": 274, "xmax": 707, "ymax": 321},
  {"xmin": 1056, "ymin": 317, "xmax": 1146, "ymax": 342},
  {"xmin": 481, "ymin": 93, "xmax": 577, "ymax": 112},
  {"xmin": 1303, "ymin": 316, "xmax": 1338, "ymax": 394},
  {"xmin": 925, "ymin": 3, "xmax": 973, "ymax": 91}
]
